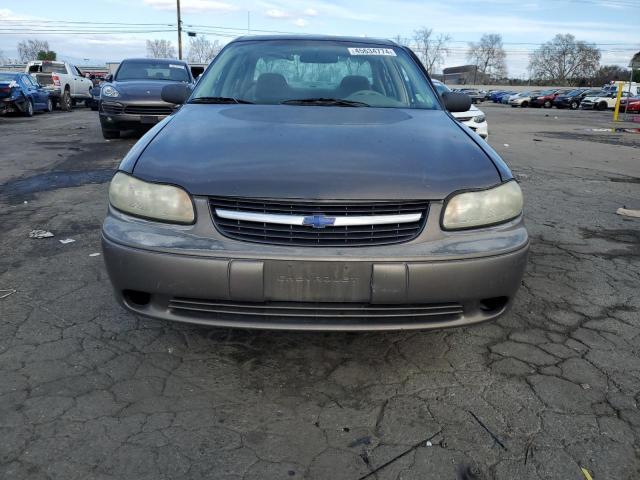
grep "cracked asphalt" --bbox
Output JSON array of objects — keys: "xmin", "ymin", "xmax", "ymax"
[{"xmin": 1, "ymin": 104, "xmax": 639, "ymax": 480}]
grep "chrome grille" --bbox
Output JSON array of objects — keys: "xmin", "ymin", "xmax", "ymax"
[{"xmin": 209, "ymin": 197, "xmax": 428, "ymax": 247}]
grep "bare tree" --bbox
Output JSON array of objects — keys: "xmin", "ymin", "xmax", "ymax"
[
  {"xmin": 528, "ymin": 34, "xmax": 600, "ymax": 85},
  {"xmin": 412, "ymin": 28, "xmax": 451, "ymax": 74},
  {"xmin": 187, "ymin": 36, "xmax": 221, "ymax": 63},
  {"xmin": 467, "ymin": 34, "xmax": 507, "ymax": 80},
  {"xmin": 17, "ymin": 39, "xmax": 50, "ymax": 63},
  {"xmin": 146, "ymin": 39, "xmax": 177, "ymax": 59}
]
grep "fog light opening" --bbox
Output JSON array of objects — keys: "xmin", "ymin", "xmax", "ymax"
[
  {"xmin": 123, "ymin": 290, "xmax": 151, "ymax": 307},
  {"xmin": 479, "ymin": 296, "xmax": 508, "ymax": 313}
]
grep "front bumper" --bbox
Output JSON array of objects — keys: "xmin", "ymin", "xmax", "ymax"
[
  {"xmin": 461, "ymin": 119, "xmax": 488, "ymax": 138},
  {"xmin": 102, "ymin": 198, "xmax": 528, "ymax": 331}
]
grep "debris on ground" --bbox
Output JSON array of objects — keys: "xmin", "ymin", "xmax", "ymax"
[
  {"xmin": 503, "ymin": 144, "xmax": 509, "ymax": 147},
  {"xmin": 89, "ymin": 252, "xmax": 101, "ymax": 257},
  {"xmin": 581, "ymin": 467, "xmax": 593, "ymax": 480},
  {"xmin": 468, "ymin": 410, "xmax": 507, "ymax": 450},
  {"xmin": 0, "ymin": 289, "xmax": 17, "ymax": 300},
  {"xmin": 356, "ymin": 430, "xmax": 441, "ymax": 480},
  {"xmin": 59, "ymin": 238, "xmax": 75, "ymax": 244},
  {"xmin": 426, "ymin": 441, "xmax": 433, "ymax": 447},
  {"xmin": 617, "ymin": 207, "xmax": 640, "ymax": 218},
  {"xmin": 29, "ymin": 229, "xmax": 54, "ymax": 239}
]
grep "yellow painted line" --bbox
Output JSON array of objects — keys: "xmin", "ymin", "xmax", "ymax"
[{"xmin": 581, "ymin": 467, "xmax": 593, "ymax": 480}]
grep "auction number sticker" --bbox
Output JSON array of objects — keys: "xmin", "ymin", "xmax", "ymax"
[
  {"xmin": 169, "ymin": 64, "xmax": 185, "ymax": 69},
  {"xmin": 348, "ymin": 47, "xmax": 396, "ymax": 56}
]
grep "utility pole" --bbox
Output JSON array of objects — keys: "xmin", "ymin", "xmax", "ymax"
[{"xmin": 177, "ymin": 0, "xmax": 183, "ymax": 60}]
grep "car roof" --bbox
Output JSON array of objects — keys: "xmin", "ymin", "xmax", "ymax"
[
  {"xmin": 120, "ymin": 58, "xmax": 189, "ymax": 64},
  {"xmin": 232, "ymin": 35, "xmax": 397, "ymax": 46}
]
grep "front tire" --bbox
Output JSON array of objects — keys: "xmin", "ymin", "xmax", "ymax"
[
  {"xmin": 61, "ymin": 90, "xmax": 72, "ymax": 112},
  {"xmin": 570, "ymin": 101, "xmax": 578, "ymax": 110},
  {"xmin": 543, "ymin": 100, "xmax": 552, "ymax": 108},
  {"xmin": 101, "ymin": 127, "xmax": 120, "ymax": 139},
  {"xmin": 46, "ymin": 98, "xmax": 53, "ymax": 112},
  {"xmin": 597, "ymin": 102, "xmax": 607, "ymax": 111},
  {"xmin": 521, "ymin": 101, "xmax": 529, "ymax": 108}
]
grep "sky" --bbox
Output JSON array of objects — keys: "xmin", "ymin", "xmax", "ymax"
[{"xmin": 1, "ymin": 0, "xmax": 638, "ymax": 77}]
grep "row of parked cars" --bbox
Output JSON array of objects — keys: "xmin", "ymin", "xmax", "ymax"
[
  {"xmin": 487, "ymin": 83, "xmax": 640, "ymax": 112},
  {"xmin": 0, "ymin": 60, "xmax": 100, "ymax": 116}
]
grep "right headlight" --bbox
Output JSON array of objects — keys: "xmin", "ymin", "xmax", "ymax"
[
  {"xmin": 442, "ymin": 181, "xmax": 523, "ymax": 230},
  {"xmin": 109, "ymin": 172, "xmax": 195, "ymax": 224},
  {"xmin": 102, "ymin": 85, "xmax": 119, "ymax": 98}
]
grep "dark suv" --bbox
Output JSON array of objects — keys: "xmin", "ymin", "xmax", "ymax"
[{"xmin": 98, "ymin": 58, "xmax": 194, "ymax": 138}]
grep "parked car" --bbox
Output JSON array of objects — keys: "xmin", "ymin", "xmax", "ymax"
[
  {"xmin": 529, "ymin": 89, "xmax": 570, "ymax": 108},
  {"xmin": 433, "ymin": 80, "xmax": 488, "ymax": 138},
  {"xmin": 508, "ymin": 91, "xmax": 540, "ymax": 108},
  {"xmin": 489, "ymin": 90, "xmax": 507, "ymax": 102},
  {"xmin": 101, "ymin": 35, "xmax": 528, "ymax": 331},
  {"xmin": 553, "ymin": 89, "xmax": 596, "ymax": 109},
  {"xmin": 98, "ymin": 58, "xmax": 194, "ymax": 138},
  {"xmin": 0, "ymin": 71, "xmax": 52, "ymax": 116},
  {"xmin": 25, "ymin": 60, "xmax": 93, "ymax": 111},
  {"xmin": 492, "ymin": 91, "xmax": 515, "ymax": 103},
  {"xmin": 458, "ymin": 89, "xmax": 485, "ymax": 104},
  {"xmin": 620, "ymin": 96, "xmax": 640, "ymax": 113},
  {"xmin": 580, "ymin": 90, "xmax": 632, "ymax": 111}
]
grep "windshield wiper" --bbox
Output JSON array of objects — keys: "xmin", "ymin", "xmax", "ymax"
[
  {"xmin": 189, "ymin": 96, "xmax": 254, "ymax": 104},
  {"xmin": 281, "ymin": 98, "xmax": 369, "ymax": 107}
]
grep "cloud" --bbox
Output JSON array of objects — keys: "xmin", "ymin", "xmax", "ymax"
[
  {"xmin": 294, "ymin": 18, "xmax": 308, "ymax": 27},
  {"xmin": 303, "ymin": 7, "xmax": 318, "ymax": 16},
  {"xmin": 265, "ymin": 8, "xmax": 290, "ymax": 18},
  {"xmin": 142, "ymin": 0, "xmax": 236, "ymax": 13}
]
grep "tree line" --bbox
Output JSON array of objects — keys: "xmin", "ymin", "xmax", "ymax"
[{"xmin": 2, "ymin": 34, "xmax": 637, "ymax": 86}]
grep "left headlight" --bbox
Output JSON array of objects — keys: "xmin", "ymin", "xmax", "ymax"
[
  {"xmin": 109, "ymin": 172, "xmax": 195, "ymax": 224},
  {"xmin": 102, "ymin": 85, "xmax": 119, "ymax": 98},
  {"xmin": 442, "ymin": 181, "xmax": 523, "ymax": 230},
  {"xmin": 473, "ymin": 114, "xmax": 486, "ymax": 123}
]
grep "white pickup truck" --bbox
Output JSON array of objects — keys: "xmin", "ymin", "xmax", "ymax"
[{"xmin": 25, "ymin": 61, "xmax": 93, "ymax": 111}]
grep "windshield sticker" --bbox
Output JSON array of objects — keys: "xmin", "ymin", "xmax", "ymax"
[
  {"xmin": 169, "ymin": 64, "xmax": 184, "ymax": 69},
  {"xmin": 348, "ymin": 47, "xmax": 396, "ymax": 56}
]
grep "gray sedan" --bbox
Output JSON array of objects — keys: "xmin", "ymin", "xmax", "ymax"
[{"xmin": 102, "ymin": 35, "xmax": 528, "ymax": 331}]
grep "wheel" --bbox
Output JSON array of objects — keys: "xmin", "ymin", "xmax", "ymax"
[
  {"xmin": 570, "ymin": 101, "xmax": 578, "ymax": 110},
  {"xmin": 521, "ymin": 101, "xmax": 528, "ymax": 108},
  {"xmin": 597, "ymin": 102, "xmax": 607, "ymax": 111},
  {"xmin": 543, "ymin": 100, "xmax": 552, "ymax": 108},
  {"xmin": 101, "ymin": 127, "xmax": 120, "ymax": 139},
  {"xmin": 46, "ymin": 98, "xmax": 53, "ymax": 112},
  {"xmin": 60, "ymin": 90, "xmax": 72, "ymax": 111},
  {"xmin": 23, "ymin": 98, "xmax": 34, "ymax": 117}
]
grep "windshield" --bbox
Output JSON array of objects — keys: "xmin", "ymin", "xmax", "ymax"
[
  {"xmin": 192, "ymin": 40, "xmax": 440, "ymax": 109},
  {"xmin": 0, "ymin": 73, "xmax": 17, "ymax": 82},
  {"xmin": 115, "ymin": 61, "xmax": 190, "ymax": 82}
]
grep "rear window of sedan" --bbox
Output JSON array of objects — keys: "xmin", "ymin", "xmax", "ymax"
[
  {"xmin": 193, "ymin": 40, "xmax": 441, "ymax": 109},
  {"xmin": 115, "ymin": 61, "xmax": 191, "ymax": 82}
]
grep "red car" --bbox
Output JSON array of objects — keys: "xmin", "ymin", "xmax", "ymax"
[
  {"xmin": 530, "ymin": 89, "xmax": 567, "ymax": 108},
  {"xmin": 621, "ymin": 96, "xmax": 640, "ymax": 113}
]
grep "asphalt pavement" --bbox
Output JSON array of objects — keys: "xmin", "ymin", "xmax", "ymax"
[{"xmin": 0, "ymin": 104, "xmax": 639, "ymax": 480}]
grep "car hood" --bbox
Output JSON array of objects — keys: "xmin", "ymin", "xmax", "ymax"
[
  {"xmin": 132, "ymin": 105, "xmax": 502, "ymax": 200},
  {"xmin": 112, "ymin": 80, "xmax": 183, "ymax": 97}
]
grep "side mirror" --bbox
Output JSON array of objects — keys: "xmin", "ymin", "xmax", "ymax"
[
  {"xmin": 441, "ymin": 91, "xmax": 472, "ymax": 112},
  {"xmin": 161, "ymin": 83, "xmax": 192, "ymax": 104},
  {"xmin": 105, "ymin": 74, "xmax": 113, "ymax": 82}
]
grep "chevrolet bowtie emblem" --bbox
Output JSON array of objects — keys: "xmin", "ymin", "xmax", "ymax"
[{"xmin": 302, "ymin": 214, "xmax": 336, "ymax": 229}]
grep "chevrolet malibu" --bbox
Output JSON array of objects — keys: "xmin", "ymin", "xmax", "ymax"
[{"xmin": 102, "ymin": 36, "xmax": 528, "ymax": 331}]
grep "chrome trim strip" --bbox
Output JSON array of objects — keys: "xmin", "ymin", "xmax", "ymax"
[{"xmin": 215, "ymin": 209, "xmax": 422, "ymax": 226}]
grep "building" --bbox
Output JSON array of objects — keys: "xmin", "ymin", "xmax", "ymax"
[{"xmin": 442, "ymin": 65, "xmax": 489, "ymax": 85}]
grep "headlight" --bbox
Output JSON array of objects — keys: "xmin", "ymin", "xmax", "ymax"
[
  {"xmin": 442, "ymin": 181, "xmax": 523, "ymax": 230},
  {"xmin": 102, "ymin": 85, "xmax": 119, "ymax": 98},
  {"xmin": 473, "ymin": 114, "xmax": 485, "ymax": 123},
  {"xmin": 109, "ymin": 172, "xmax": 195, "ymax": 224}
]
